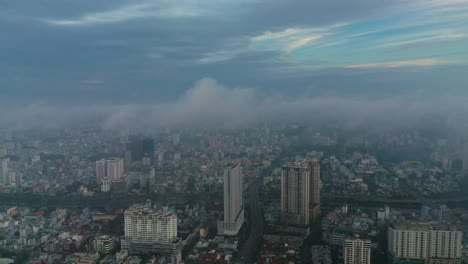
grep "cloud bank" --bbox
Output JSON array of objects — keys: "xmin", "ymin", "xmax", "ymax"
[{"xmin": 1, "ymin": 78, "xmax": 467, "ymax": 134}]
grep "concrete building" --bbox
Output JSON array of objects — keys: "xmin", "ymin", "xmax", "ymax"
[
  {"xmin": 311, "ymin": 159, "xmax": 321, "ymax": 220},
  {"xmin": 101, "ymin": 177, "xmax": 110, "ymax": 192},
  {"xmin": 218, "ymin": 162, "xmax": 244, "ymax": 236},
  {"xmin": 8, "ymin": 171, "xmax": 22, "ymax": 186},
  {"xmin": 388, "ymin": 222, "xmax": 462, "ymax": 263},
  {"xmin": 94, "ymin": 235, "xmax": 116, "ymax": 254},
  {"xmin": 344, "ymin": 236, "xmax": 371, "ymax": 264},
  {"xmin": 281, "ymin": 160, "xmax": 311, "ymax": 226},
  {"xmin": 462, "ymin": 138, "xmax": 468, "ymax": 170},
  {"xmin": 1, "ymin": 158, "xmax": 9, "ymax": 186},
  {"xmin": 96, "ymin": 159, "xmax": 106, "ymax": 185},
  {"xmin": 107, "ymin": 158, "xmax": 124, "ymax": 182},
  {"xmin": 122, "ymin": 202, "xmax": 181, "ymax": 260}
]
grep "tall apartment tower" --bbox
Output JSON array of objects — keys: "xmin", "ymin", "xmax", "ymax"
[
  {"xmin": 122, "ymin": 203, "xmax": 181, "ymax": 259},
  {"xmin": 218, "ymin": 162, "xmax": 244, "ymax": 236},
  {"xmin": 281, "ymin": 160, "xmax": 311, "ymax": 226},
  {"xmin": 311, "ymin": 159, "xmax": 321, "ymax": 220},
  {"xmin": 462, "ymin": 137, "xmax": 468, "ymax": 170},
  {"xmin": 107, "ymin": 158, "xmax": 124, "ymax": 182},
  {"xmin": 0, "ymin": 158, "xmax": 9, "ymax": 186},
  {"xmin": 96, "ymin": 159, "xmax": 106, "ymax": 185},
  {"xmin": 344, "ymin": 236, "xmax": 371, "ymax": 264},
  {"xmin": 388, "ymin": 222, "xmax": 463, "ymax": 263}
]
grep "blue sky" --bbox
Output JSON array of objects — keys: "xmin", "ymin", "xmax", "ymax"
[
  {"xmin": 201, "ymin": 1, "xmax": 468, "ymax": 68},
  {"xmin": 0, "ymin": 0, "xmax": 468, "ymax": 129}
]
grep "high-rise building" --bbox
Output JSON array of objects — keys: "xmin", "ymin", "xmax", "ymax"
[
  {"xmin": 437, "ymin": 205, "xmax": 452, "ymax": 221},
  {"xmin": 172, "ymin": 134, "xmax": 180, "ymax": 146},
  {"xmin": 107, "ymin": 158, "xmax": 124, "ymax": 182},
  {"xmin": 8, "ymin": 171, "xmax": 22, "ymax": 186},
  {"xmin": 344, "ymin": 236, "xmax": 371, "ymax": 264},
  {"xmin": 0, "ymin": 158, "xmax": 9, "ymax": 186},
  {"xmin": 388, "ymin": 222, "xmax": 462, "ymax": 263},
  {"xmin": 122, "ymin": 202, "xmax": 181, "ymax": 259},
  {"xmin": 311, "ymin": 159, "xmax": 321, "ymax": 220},
  {"xmin": 142, "ymin": 138, "xmax": 155, "ymax": 160},
  {"xmin": 421, "ymin": 205, "xmax": 431, "ymax": 221},
  {"xmin": 125, "ymin": 135, "xmax": 143, "ymax": 161},
  {"xmin": 96, "ymin": 159, "xmax": 106, "ymax": 185},
  {"xmin": 218, "ymin": 162, "xmax": 244, "ymax": 236},
  {"xmin": 462, "ymin": 138, "xmax": 468, "ymax": 170},
  {"xmin": 281, "ymin": 160, "xmax": 311, "ymax": 226},
  {"xmin": 101, "ymin": 177, "xmax": 110, "ymax": 192}
]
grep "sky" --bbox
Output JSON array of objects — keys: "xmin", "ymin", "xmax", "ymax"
[{"xmin": 1, "ymin": 0, "xmax": 468, "ymax": 130}]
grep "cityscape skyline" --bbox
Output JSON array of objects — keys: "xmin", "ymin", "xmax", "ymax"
[{"xmin": 1, "ymin": 1, "xmax": 468, "ymax": 264}]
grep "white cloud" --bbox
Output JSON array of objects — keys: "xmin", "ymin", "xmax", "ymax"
[
  {"xmin": 44, "ymin": 2, "xmax": 205, "ymax": 26},
  {"xmin": 285, "ymin": 35, "xmax": 322, "ymax": 52},
  {"xmin": 251, "ymin": 28, "xmax": 303, "ymax": 41},
  {"xmin": 347, "ymin": 58, "xmax": 446, "ymax": 69},
  {"xmin": 197, "ymin": 51, "xmax": 240, "ymax": 64}
]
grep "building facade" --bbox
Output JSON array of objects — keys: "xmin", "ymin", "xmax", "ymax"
[
  {"xmin": 388, "ymin": 222, "xmax": 462, "ymax": 264},
  {"xmin": 1, "ymin": 158, "xmax": 9, "ymax": 186},
  {"xmin": 107, "ymin": 158, "xmax": 124, "ymax": 182},
  {"xmin": 96, "ymin": 159, "xmax": 106, "ymax": 185},
  {"xmin": 94, "ymin": 235, "xmax": 116, "ymax": 254},
  {"xmin": 122, "ymin": 203, "xmax": 182, "ymax": 262},
  {"xmin": 218, "ymin": 162, "xmax": 244, "ymax": 236},
  {"xmin": 281, "ymin": 160, "xmax": 311, "ymax": 226},
  {"xmin": 344, "ymin": 237, "xmax": 371, "ymax": 264},
  {"xmin": 311, "ymin": 159, "xmax": 321, "ymax": 220}
]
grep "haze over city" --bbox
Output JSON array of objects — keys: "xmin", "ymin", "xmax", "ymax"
[
  {"xmin": 1, "ymin": 1, "xmax": 468, "ymax": 264},
  {"xmin": 1, "ymin": 0, "xmax": 468, "ymax": 131}
]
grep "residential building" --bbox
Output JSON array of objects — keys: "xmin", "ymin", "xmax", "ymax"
[
  {"xmin": 344, "ymin": 236, "xmax": 371, "ymax": 264},
  {"xmin": 122, "ymin": 202, "xmax": 182, "ymax": 260},
  {"xmin": 311, "ymin": 159, "xmax": 321, "ymax": 220},
  {"xmin": 94, "ymin": 235, "xmax": 116, "ymax": 254},
  {"xmin": 218, "ymin": 162, "xmax": 244, "ymax": 236},
  {"xmin": 388, "ymin": 222, "xmax": 462, "ymax": 264},
  {"xmin": 96, "ymin": 159, "xmax": 106, "ymax": 185},
  {"xmin": 281, "ymin": 160, "xmax": 311, "ymax": 225},
  {"xmin": 101, "ymin": 177, "xmax": 110, "ymax": 192},
  {"xmin": 107, "ymin": 158, "xmax": 124, "ymax": 182},
  {"xmin": 1, "ymin": 158, "xmax": 9, "ymax": 186}
]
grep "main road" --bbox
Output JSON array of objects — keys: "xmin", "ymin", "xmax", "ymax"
[{"xmin": 236, "ymin": 177, "xmax": 264, "ymax": 264}]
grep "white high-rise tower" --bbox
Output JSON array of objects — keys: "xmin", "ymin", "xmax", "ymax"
[{"xmin": 218, "ymin": 162, "xmax": 244, "ymax": 236}]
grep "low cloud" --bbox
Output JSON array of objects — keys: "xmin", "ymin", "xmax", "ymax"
[{"xmin": 0, "ymin": 78, "xmax": 467, "ymax": 134}]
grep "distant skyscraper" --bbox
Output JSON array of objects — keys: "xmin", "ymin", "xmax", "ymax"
[
  {"xmin": 311, "ymin": 159, "xmax": 321, "ymax": 220},
  {"xmin": 107, "ymin": 158, "xmax": 124, "ymax": 182},
  {"xmin": 172, "ymin": 133, "xmax": 180, "ymax": 146},
  {"xmin": 0, "ymin": 158, "xmax": 9, "ymax": 186},
  {"xmin": 96, "ymin": 159, "xmax": 106, "ymax": 185},
  {"xmin": 462, "ymin": 138, "xmax": 468, "ymax": 170},
  {"xmin": 218, "ymin": 162, "xmax": 244, "ymax": 236},
  {"xmin": 344, "ymin": 236, "xmax": 371, "ymax": 264},
  {"xmin": 127, "ymin": 136, "xmax": 144, "ymax": 162},
  {"xmin": 142, "ymin": 138, "xmax": 155, "ymax": 160},
  {"xmin": 281, "ymin": 160, "xmax": 311, "ymax": 226}
]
